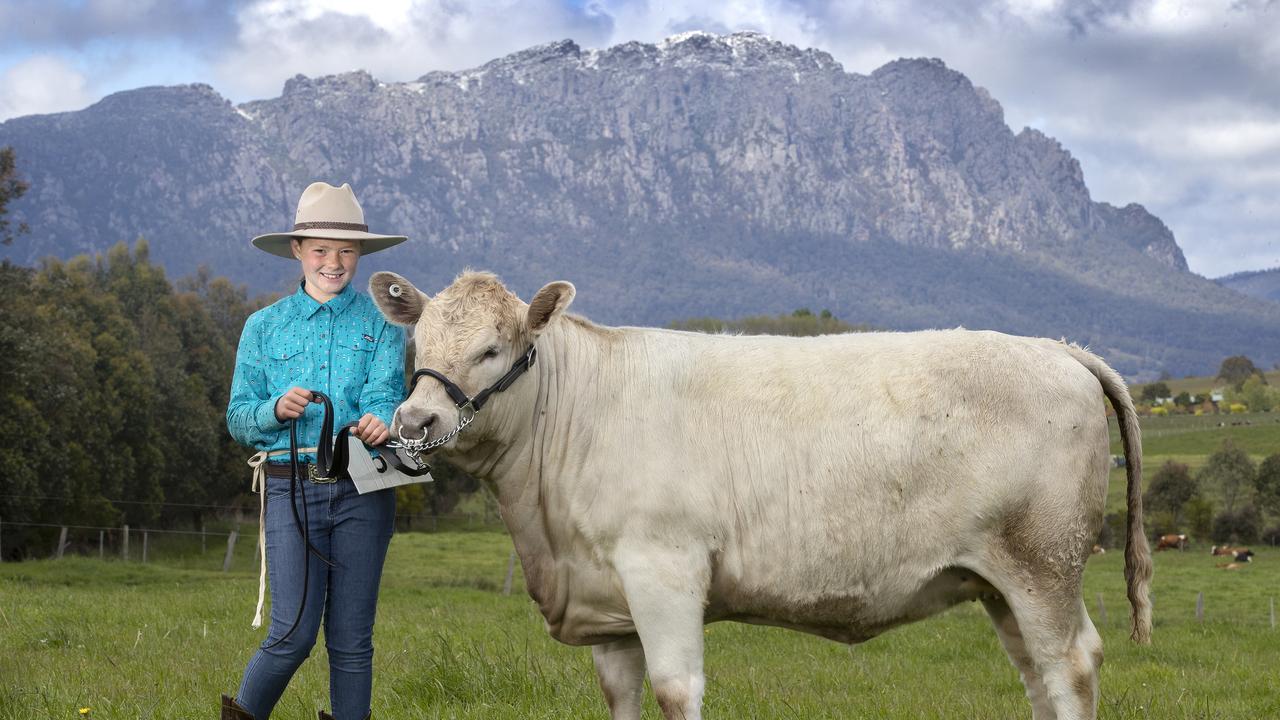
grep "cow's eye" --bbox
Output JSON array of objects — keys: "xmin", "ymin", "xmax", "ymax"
[{"xmin": 482, "ymin": 347, "xmax": 500, "ymax": 360}]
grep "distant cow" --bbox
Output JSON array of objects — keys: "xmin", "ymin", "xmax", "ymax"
[
  {"xmin": 1212, "ymin": 548, "xmax": 1255, "ymax": 562},
  {"xmin": 1155, "ymin": 534, "xmax": 1188, "ymax": 551},
  {"xmin": 372, "ymin": 270, "xmax": 1153, "ymax": 720},
  {"xmin": 1091, "ymin": 544, "xmax": 1107, "ymax": 555}
]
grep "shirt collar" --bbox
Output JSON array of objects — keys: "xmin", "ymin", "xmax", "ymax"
[{"xmin": 293, "ymin": 280, "xmax": 358, "ymax": 319}]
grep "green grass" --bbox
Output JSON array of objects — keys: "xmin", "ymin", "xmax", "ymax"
[
  {"xmin": 1109, "ymin": 411, "xmax": 1280, "ymax": 457},
  {"xmin": 4, "ymin": 532, "xmax": 1280, "ymax": 719}
]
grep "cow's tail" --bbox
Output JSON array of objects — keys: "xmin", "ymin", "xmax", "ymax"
[{"xmin": 1065, "ymin": 344, "xmax": 1153, "ymax": 645}]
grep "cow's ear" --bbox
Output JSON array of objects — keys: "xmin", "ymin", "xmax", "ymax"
[
  {"xmin": 527, "ymin": 281, "xmax": 575, "ymax": 335},
  {"xmin": 369, "ymin": 271, "xmax": 428, "ymax": 326}
]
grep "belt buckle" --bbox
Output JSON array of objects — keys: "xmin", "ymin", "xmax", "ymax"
[{"xmin": 307, "ymin": 464, "xmax": 339, "ymax": 484}]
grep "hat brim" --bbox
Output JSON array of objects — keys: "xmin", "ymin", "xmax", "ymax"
[{"xmin": 251, "ymin": 229, "xmax": 408, "ymax": 258}]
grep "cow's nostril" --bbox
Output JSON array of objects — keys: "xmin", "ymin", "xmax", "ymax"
[{"xmin": 423, "ymin": 413, "xmax": 438, "ymax": 430}]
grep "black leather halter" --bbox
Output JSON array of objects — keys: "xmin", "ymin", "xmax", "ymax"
[{"xmin": 409, "ymin": 345, "xmax": 537, "ymax": 412}]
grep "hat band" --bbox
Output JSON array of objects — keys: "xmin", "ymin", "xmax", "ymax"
[{"xmin": 293, "ymin": 221, "xmax": 369, "ymax": 232}]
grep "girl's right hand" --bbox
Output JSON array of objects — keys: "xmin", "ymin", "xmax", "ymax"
[{"xmin": 274, "ymin": 387, "xmax": 315, "ymax": 421}]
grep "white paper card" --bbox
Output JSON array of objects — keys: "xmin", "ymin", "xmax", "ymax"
[{"xmin": 347, "ymin": 436, "xmax": 434, "ymax": 494}]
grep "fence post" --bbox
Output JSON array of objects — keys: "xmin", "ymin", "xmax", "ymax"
[
  {"xmin": 223, "ymin": 529, "xmax": 239, "ymax": 572},
  {"xmin": 201, "ymin": 521, "xmax": 206, "ymax": 554},
  {"xmin": 1096, "ymin": 593, "xmax": 1107, "ymax": 625},
  {"xmin": 1271, "ymin": 598, "xmax": 1275, "ymax": 630},
  {"xmin": 503, "ymin": 549, "xmax": 517, "ymax": 596},
  {"xmin": 0, "ymin": 515, "xmax": 4, "ymax": 562},
  {"xmin": 99, "ymin": 530, "xmax": 104, "ymax": 560},
  {"xmin": 1196, "ymin": 591, "xmax": 1204, "ymax": 624},
  {"xmin": 122, "ymin": 524, "xmax": 130, "ymax": 561},
  {"xmin": 55, "ymin": 527, "xmax": 69, "ymax": 559},
  {"xmin": 142, "ymin": 531, "xmax": 149, "ymax": 564}
]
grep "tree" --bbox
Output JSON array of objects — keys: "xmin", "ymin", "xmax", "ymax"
[
  {"xmin": 1217, "ymin": 355, "xmax": 1262, "ymax": 390},
  {"xmin": 1257, "ymin": 454, "xmax": 1280, "ymax": 517},
  {"xmin": 1140, "ymin": 382, "xmax": 1172, "ymax": 404},
  {"xmin": 1143, "ymin": 461, "xmax": 1197, "ymax": 524},
  {"xmin": 0, "ymin": 146, "xmax": 30, "ymax": 246},
  {"xmin": 1229, "ymin": 375, "xmax": 1277, "ymax": 413},
  {"xmin": 1197, "ymin": 439, "xmax": 1257, "ymax": 514}
]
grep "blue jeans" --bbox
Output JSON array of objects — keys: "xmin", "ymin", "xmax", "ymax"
[{"xmin": 236, "ymin": 471, "xmax": 395, "ymax": 719}]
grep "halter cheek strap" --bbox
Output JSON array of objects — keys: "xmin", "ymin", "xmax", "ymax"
[{"xmin": 409, "ymin": 345, "xmax": 537, "ymax": 412}]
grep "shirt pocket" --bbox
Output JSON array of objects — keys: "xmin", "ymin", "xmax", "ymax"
[
  {"xmin": 266, "ymin": 337, "xmax": 309, "ymax": 391},
  {"xmin": 336, "ymin": 334, "xmax": 376, "ymax": 376}
]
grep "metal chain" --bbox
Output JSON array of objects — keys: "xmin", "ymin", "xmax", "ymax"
[{"xmin": 387, "ymin": 404, "xmax": 477, "ymax": 465}]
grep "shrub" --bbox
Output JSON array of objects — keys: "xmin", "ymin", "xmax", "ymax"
[
  {"xmin": 1261, "ymin": 526, "xmax": 1280, "ymax": 547},
  {"xmin": 1144, "ymin": 461, "xmax": 1197, "ymax": 521},
  {"xmin": 1097, "ymin": 511, "xmax": 1125, "ymax": 549},
  {"xmin": 1183, "ymin": 495, "xmax": 1215, "ymax": 542},
  {"xmin": 1211, "ymin": 505, "xmax": 1261, "ymax": 544},
  {"xmin": 1150, "ymin": 405, "xmax": 1169, "ymax": 416}
]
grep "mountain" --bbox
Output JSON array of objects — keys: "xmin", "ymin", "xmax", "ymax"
[
  {"xmin": 1216, "ymin": 268, "xmax": 1280, "ymax": 303},
  {"xmin": 1, "ymin": 31, "xmax": 1276, "ymax": 378}
]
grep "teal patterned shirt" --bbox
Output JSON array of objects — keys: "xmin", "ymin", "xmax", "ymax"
[{"xmin": 226, "ymin": 281, "xmax": 406, "ymax": 463}]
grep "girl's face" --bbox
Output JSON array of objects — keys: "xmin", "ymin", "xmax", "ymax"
[{"xmin": 292, "ymin": 237, "xmax": 361, "ymax": 302}]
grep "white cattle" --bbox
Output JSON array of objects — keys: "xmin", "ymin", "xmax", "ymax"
[{"xmin": 371, "ymin": 270, "xmax": 1152, "ymax": 720}]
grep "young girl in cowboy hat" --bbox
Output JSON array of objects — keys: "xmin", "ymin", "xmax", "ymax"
[{"xmin": 222, "ymin": 182, "xmax": 407, "ymax": 720}]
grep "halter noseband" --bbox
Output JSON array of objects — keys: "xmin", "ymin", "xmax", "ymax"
[{"xmin": 392, "ymin": 345, "xmax": 537, "ymax": 459}]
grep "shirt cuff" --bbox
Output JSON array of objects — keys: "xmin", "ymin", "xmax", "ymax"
[{"xmin": 256, "ymin": 393, "xmax": 289, "ymax": 433}]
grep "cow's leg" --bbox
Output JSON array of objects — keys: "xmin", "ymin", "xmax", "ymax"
[
  {"xmin": 994, "ymin": 584, "xmax": 1100, "ymax": 720},
  {"xmin": 614, "ymin": 546, "xmax": 708, "ymax": 720},
  {"xmin": 981, "ymin": 595, "xmax": 1057, "ymax": 720},
  {"xmin": 592, "ymin": 635, "xmax": 646, "ymax": 720}
]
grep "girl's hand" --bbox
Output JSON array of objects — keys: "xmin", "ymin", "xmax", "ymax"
[
  {"xmin": 354, "ymin": 413, "xmax": 390, "ymax": 446},
  {"xmin": 274, "ymin": 387, "xmax": 314, "ymax": 421}
]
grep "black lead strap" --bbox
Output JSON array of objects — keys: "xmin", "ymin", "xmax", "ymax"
[{"xmin": 263, "ymin": 390, "xmax": 346, "ymax": 650}]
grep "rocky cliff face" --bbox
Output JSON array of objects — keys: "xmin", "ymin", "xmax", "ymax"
[{"xmin": 0, "ymin": 31, "xmax": 1271, "ymax": 377}]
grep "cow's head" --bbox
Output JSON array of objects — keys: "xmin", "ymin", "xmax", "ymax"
[{"xmin": 369, "ymin": 270, "xmax": 575, "ymax": 452}]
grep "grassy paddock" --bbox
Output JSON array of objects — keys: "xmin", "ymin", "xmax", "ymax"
[{"xmin": 3, "ymin": 532, "xmax": 1280, "ymax": 719}]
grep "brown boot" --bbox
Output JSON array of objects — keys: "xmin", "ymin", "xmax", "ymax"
[{"xmin": 221, "ymin": 694, "xmax": 255, "ymax": 720}]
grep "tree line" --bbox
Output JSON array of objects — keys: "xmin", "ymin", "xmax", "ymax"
[
  {"xmin": 0, "ymin": 243, "xmax": 259, "ymax": 554},
  {"xmin": 1142, "ymin": 441, "xmax": 1280, "ymax": 546}
]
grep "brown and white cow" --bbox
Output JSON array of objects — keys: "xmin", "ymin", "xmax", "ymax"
[
  {"xmin": 1211, "ymin": 546, "xmax": 1255, "ymax": 562},
  {"xmin": 371, "ymin": 271, "xmax": 1153, "ymax": 720},
  {"xmin": 1155, "ymin": 533, "xmax": 1188, "ymax": 551}
]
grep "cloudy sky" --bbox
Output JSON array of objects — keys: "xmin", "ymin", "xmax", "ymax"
[{"xmin": 1, "ymin": 0, "xmax": 1277, "ymax": 277}]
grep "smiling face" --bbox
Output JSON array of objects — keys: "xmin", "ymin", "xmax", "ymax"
[{"xmin": 292, "ymin": 237, "xmax": 361, "ymax": 302}]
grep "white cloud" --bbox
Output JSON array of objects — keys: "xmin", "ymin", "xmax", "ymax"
[
  {"xmin": 0, "ymin": 55, "xmax": 93, "ymax": 121},
  {"xmin": 213, "ymin": 0, "xmax": 614, "ymax": 100}
]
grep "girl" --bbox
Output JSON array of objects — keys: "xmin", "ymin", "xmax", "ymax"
[{"xmin": 222, "ymin": 182, "xmax": 407, "ymax": 720}]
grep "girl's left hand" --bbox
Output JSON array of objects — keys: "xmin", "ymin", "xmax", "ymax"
[{"xmin": 354, "ymin": 413, "xmax": 390, "ymax": 446}]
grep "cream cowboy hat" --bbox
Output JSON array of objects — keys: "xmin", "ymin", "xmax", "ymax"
[{"xmin": 251, "ymin": 181, "xmax": 407, "ymax": 258}]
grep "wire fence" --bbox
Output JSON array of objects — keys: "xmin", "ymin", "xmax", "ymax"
[{"xmin": 0, "ymin": 507, "xmax": 507, "ymax": 568}]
